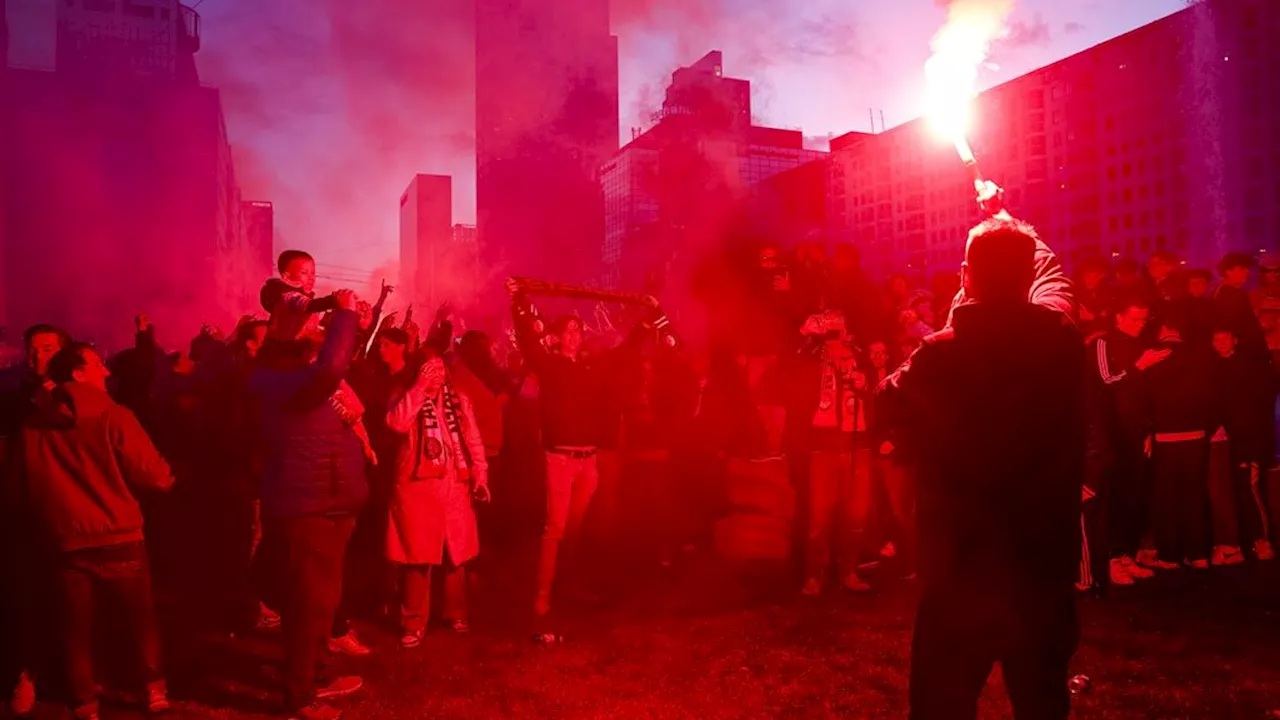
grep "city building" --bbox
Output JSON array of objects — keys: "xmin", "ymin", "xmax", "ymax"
[
  {"xmin": 243, "ymin": 200, "xmax": 274, "ymax": 282},
  {"xmin": 5, "ymin": 0, "xmax": 199, "ymax": 80},
  {"xmin": 398, "ymin": 174, "xmax": 452, "ymax": 309},
  {"xmin": 749, "ymin": 156, "xmax": 833, "ymax": 246},
  {"xmin": 475, "ymin": 0, "xmax": 619, "ymax": 286},
  {"xmin": 830, "ymin": 0, "xmax": 1280, "ymax": 280},
  {"xmin": 452, "ymin": 223, "xmax": 477, "ymax": 248},
  {"xmin": 2, "ymin": 0, "xmax": 263, "ymax": 348},
  {"xmin": 600, "ymin": 51, "xmax": 827, "ymax": 290}
]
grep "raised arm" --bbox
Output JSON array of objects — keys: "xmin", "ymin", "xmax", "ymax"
[
  {"xmin": 287, "ymin": 294, "xmax": 359, "ymax": 410},
  {"xmin": 508, "ymin": 285, "xmax": 551, "ymax": 372},
  {"xmin": 947, "ymin": 183, "xmax": 1076, "ymax": 325},
  {"xmin": 423, "ymin": 303, "xmax": 454, "ymax": 358},
  {"xmin": 386, "ymin": 364, "xmax": 430, "ymax": 434}
]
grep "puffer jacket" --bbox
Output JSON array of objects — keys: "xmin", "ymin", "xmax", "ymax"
[
  {"xmin": 249, "ymin": 309, "xmax": 368, "ymax": 519},
  {"xmin": 19, "ymin": 381, "xmax": 174, "ymax": 552}
]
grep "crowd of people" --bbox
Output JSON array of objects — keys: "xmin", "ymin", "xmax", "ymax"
[{"xmin": 1, "ymin": 197, "xmax": 1277, "ymax": 719}]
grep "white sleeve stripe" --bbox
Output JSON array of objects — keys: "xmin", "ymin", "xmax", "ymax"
[{"xmin": 1097, "ymin": 338, "xmax": 1127, "ymax": 384}]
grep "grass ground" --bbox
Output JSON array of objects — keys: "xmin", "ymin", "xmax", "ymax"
[{"xmin": 50, "ymin": 551, "xmax": 1276, "ymax": 720}]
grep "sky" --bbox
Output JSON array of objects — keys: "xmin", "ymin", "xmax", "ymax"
[{"xmin": 193, "ymin": 0, "xmax": 1187, "ymax": 281}]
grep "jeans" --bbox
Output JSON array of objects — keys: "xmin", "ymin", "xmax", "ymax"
[
  {"xmin": 535, "ymin": 451, "xmax": 599, "ymax": 610},
  {"xmin": 910, "ymin": 583, "xmax": 1078, "ymax": 720},
  {"xmin": 56, "ymin": 542, "xmax": 165, "ymax": 716},
  {"xmin": 267, "ymin": 515, "xmax": 356, "ymax": 712},
  {"xmin": 806, "ymin": 449, "xmax": 874, "ymax": 581},
  {"xmin": 879, "ymin": 456, "xmax": 916, "ymax": 571}
]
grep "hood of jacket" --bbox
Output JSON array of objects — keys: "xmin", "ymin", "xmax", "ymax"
[{"xmin": 26, "ymin": 381, "xmax": 116, "ymax": 431}]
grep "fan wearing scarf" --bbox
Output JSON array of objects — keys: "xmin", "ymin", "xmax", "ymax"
[{"xmin": 384, "ymin": 354, "xmax": 490, "ymax": 647}]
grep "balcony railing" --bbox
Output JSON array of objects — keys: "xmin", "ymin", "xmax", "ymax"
[{"xmin": 179, "ymin": 4, "xmax": 201, "ymax": 52}]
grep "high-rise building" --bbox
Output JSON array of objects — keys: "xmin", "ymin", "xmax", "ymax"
[
  {"xmin": 830, "ymin": 0, "xmax": 1280, "ymax": 280},
  {"xmin": 398, "ymin": 174, "xmax": 452, "ymax": 309},
  {"xmin": 600, "ymin": 51, "xmax": 826, "ymax": 289},
  {"xmin": 243, "ymin": 200, "xmax": 274, "ymax": 282},
  {"xmin": 475, "ymin": 0, "xmax": 619, "ymax": 286},
  {"xmin": 0, "ymin": 0, "xmax": 261, "ymax": 348},
  {"xmin": 2, "ymin": 71, "xmax": 253, "ymax": 347},
  {"xmin": 5, "ymin": 0, "xmax": 199, "ymax": 81}
]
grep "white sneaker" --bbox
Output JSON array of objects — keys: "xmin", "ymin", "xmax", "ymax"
[
  {"xmin": 327, "ymin": 630, "xmax": 372, "ymax": 657},
  {"xmin": 1109, "ymin": 558, "xmax": 1135, "ymax": 586},
  {"xmin": 1211, "ymin": 545, "xmax": 1245, "ymax": 566},
  {"xmin": 1256, "ymin": 540, "xmax": 1276, "ymax": 561},
  {"xmin": 841, "ymin": 572, "xmax": 871, "ymax": 593},
  {"xmin": 1185, "ymin": 558, "xmax": 1209, "ymax": 570},
  {"xmin": 1136, "ymin": 549, "xmax": 1180, "ymax": 570},
  {"xmin": 1120, "ymin": 555, "xmax": 1156, "ymax": 579}
]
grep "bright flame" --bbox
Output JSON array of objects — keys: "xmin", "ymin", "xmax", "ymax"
[{"xmin": 925, "ymin": 0, "xmax": 1013, "ymax": 148}]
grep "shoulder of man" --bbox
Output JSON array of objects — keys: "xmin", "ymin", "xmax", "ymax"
[{"xmin": 920, "ymin": 327, "xmax": 956, "ymax": 347}]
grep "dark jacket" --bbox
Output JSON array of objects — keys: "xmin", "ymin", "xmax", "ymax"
[
  {"xmin": 879, "ymin": 302, "xmax": 1086, "ymax": 590},
  {"xmin": 249, "ymin": 309, "xmax": 368, "ymax": 519},
  {"xmin": 18, "ymin": 382, "xmax": 173, "ymax": 552},
  {"xmin": 1215, "ymin": 283, "xmax": 1269, "ymax": 367},
  {"xmin": 1215, "ymin": 352, "xmax": 1276, "ymax": 464},
  {"xmin": 948, "ymin": 235, "xmax": 1076, "ymax": 324},
  {"xmin": 1147, "ymin": 341, "xmax": 1218, "ymax": 436},
  {"xmin": 1090, "ymin": 329, "xmax": 1152, "ymax": 437},
  {"xmin": 511, "ymin": 294, "xmax": 638, "ymax": 450}
]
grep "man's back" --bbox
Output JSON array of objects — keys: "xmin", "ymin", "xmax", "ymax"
[
  {"xmin": 20, "ymin": 381, "xmax": 173, "ymax": 551},
  {"xmin": 248, "ymin": 310, "xmax": 367, "ymax": 520},
  {"xmin": 885, "ymin": 302, "xmax": 1086, "ymax": 589}
]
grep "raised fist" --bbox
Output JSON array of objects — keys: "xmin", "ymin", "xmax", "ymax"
[{"xmin": 334, "ymin": 289, "xmax": 357, "ymax": 311}]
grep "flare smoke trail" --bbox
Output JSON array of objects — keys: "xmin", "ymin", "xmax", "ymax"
[{"xmin": 925, "ymin": 0, "xmax": 1016, "ymax": 143}]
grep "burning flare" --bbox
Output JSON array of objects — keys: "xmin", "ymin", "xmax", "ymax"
[{"xmin": 924, "ymin": 0, "xmax": 1014, "ymax": 163}]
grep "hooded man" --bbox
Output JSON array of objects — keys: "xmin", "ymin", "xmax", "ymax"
[{"xmin": 19, "ymin": 342, "xmax": 174, "ymax": 720}]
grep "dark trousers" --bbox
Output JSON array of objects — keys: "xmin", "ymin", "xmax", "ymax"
[
  {"xmin": 57, "ymin": 542, "xmax": 164, "ymax": 715},
  {"xmin": 267, "ymin": 515, "xmax": 356, "ymax": 712},
  {"xmin": 1151, "ymin": 439, "xmax": 1210, "ymax": 563},
  {"xmin": 1082, "ymin": 451, "xmax": 1111, "ymax": 589},
  {"xmin": 1208, "ymin": 445, "xmax": 1272, "ymax": 550},
  {"xmin": 399, "ymin": 561, "xmax": 468, "ymax": 633},
  {"xmin": 332, "ymin": 490, "xmax": 389, "ymax": 637},
  {"xmin": 910, "ymin": 583, "xmax": 1078, "ymax": 720},
  {"xmin": 1, "ymin": 534, "xmax": 51, "ymax": 695},
  {"xmin": 1207, "ymin": 441, "xmax": 1238, "ymax": 548},
  {"xmin": 1108, "ymin": 431, "xmax": 1149, "ymax": 558}
]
